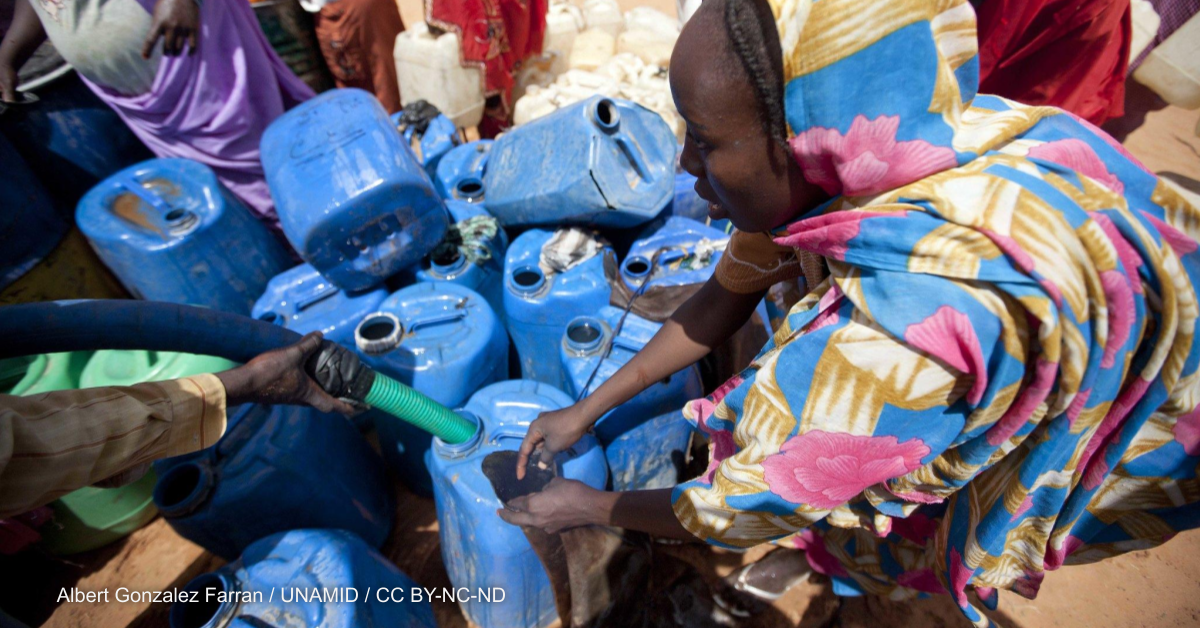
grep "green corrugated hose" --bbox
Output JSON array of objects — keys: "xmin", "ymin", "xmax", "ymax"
[{"xmin": 364, "ymin": 373, "xmax": 477, "ymax": 444}]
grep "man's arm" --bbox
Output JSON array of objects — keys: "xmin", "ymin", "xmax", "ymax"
[{"xmin": 0, "ymin": 0, "xmax": 48, "ymax": 101}]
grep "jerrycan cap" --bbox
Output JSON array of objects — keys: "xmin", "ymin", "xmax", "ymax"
[
  {"xmin": 564, "ymin": 316, "xmax": 609, "ymax": 355},
  {"xmin": 355, "ymin": 312, "xmax": 404, "ymax": 355},
  {"xmin": 154, "ymin": 461, "xmax": 215, "ymax": 519},
  {"xmin": 170, "ymin": 572, "xmax": 239, "ymax": 628},
  {"xmin": 433, "ymin": 411, "xmax": 483, "ymax": 459}
]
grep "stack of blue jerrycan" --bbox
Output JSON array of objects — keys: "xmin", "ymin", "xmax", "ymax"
[
  {"xmin": 251, "ymin": 263, "xmax": 389, "ymax": 348},
  {"xmin": 484, "ymin": 96, "xmax": 678, "ymax": 228},
  {"xmin": 354, "ymin": 281, "xmax": 508, "ymax": 496},
  {"xmin": 391, "ymin": 100, "xmax": 460, "ymax": 181},
  {"xmin": 504, "ymin": 227, "xmax": 613, "ymax": 387},
  {"xmin": 261, "ymin": 88, "xmax": 449, "ymax": 292},
  {"xmin": 560, "ymin": 307, "xmax": 703, "ymax": 491},
  {"xmin": 435, "ymin": 139, "xmax": 492, "ymax": 202},
  {"xmin": 170, "ymin": 530, "xmax": 435, "ymax": 628},
  {"xmin": 429, "ymin": 380, "xmax": 608, "ymax": 628},
  {"xmin": 76, "ymin": 158, "xmax": 292, "ymax": 315},
  {"xmin": 408, "ymin": 199, "xmax": 508, "ymax": 322},
  {"xmin": 664, "ymin": 169, "xmax": 732, "ymax": 234},
  {"xmin": 152, "ymin": 401, "xmax": 394, "ymax": 560}
]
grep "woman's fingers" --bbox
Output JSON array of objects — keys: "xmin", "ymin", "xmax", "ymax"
[
  {"xmin": 496, "ymin": 508, "xmax": 536, "ymax": 527},
  {"xmin": 515, "ymin": 428, "xmax": 545, "ymax": 480},
  {"xmin": 141, "ymin": 23, "xmax": 164, "ymax": 59}
]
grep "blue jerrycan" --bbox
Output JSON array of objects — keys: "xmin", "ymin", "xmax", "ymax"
[
  {"xmin": 1, "ymin": 135, "xmax": 67, "ymax": 290},
  {"xmin": 435, "ymin": 140, "xmax": 492, "ymax": 201},
  {"xmin": 252, "ymin": 263, "xmax": 389, "ymax": 348},
  {"xmin": 261, "ymin": 88, "xmax": 449, "ymax": 292},
  {"xmin": 484, "ymin": 96, "xmax": 676, "ymax": 228},
  {"xmin": 429, "ymin": 380, "xmax": 608, "ymax": 628},
  {"xmin": 152, "ymin": 404, "xmax": 393, "ymax": 560},
  {"xmin": 620, "ymin": 217, "xmax": 730, "ymax": 293},
  {"xmin": 392, "ymin": 107, "xmax": 459, "ymax": 180},
  {"xmin": 76, "ymin": 158, "xmax": 292, "ymax": 314},
  {"xmin": 503, "ymin": 228, "xmax": 612, "ymax": 387},
  {"xmin": 170, "ymin": 529, "xmax": 435, "ymax": 628},
  {"xmin": 561, "ymin": 307, "xmax": 702, "ymax": 491},
  {"xmin": 354, "ymin": 282, "xmax": 508, "ymax": 496},
  {"xmin": 412, "ymin": 200, "xmax": 508, "ymax": 322}
]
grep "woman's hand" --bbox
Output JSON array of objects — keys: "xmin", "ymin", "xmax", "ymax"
[
  {"xmin": 215, "ymin": 332, "xmax": 357, "ymax": 416},
  {"xmin": 515, "ymin": 404, "xmax": 598, "ymax": 479},
  {"xmin": 142, "ymin": 0, "xmax": 200, "ymax": 58},
  {"xmin": 0, "ymin": 62, "xmax": 17, "ymax": 102},
  {"xmin": 496, "ymin": 478, "xmax": 612, "ymax": 534}
]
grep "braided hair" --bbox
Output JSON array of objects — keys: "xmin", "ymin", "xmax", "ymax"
[{"xmin": 722, "ymin": 0, "xmax": 789, "ymax": 149}]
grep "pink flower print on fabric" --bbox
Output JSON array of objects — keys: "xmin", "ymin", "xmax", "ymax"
[
  {"xmin": 701, "ymin": 429, "xmax": 737, "ymax": 485},
  {"xmin": 789, "ymin": 114, "xmax": 959, "ymax": 197},
  {"xmin": 1091, "ymin": 212, "xmax": 1145, "ymax": 294},
  {"xmin": 795, "ymin": 529, "xmax": 849, "ymax": 577},
  {"xmin": 905, "ymin": 306, "xmax": 989, "ymax": 405},
  {"xmin": 1099, "ymin": 269, "xmax": 1135, "ymax": 369},
  {"xmin": 897, "ymin": 568, "xmax": 947, "ymax": 594},
  {"xmin": 948, "ymin": 548, "xmax": 974, "ymax": 608},
  {"xmin": 890, "ymin": 510, "xmax": 940, "ymax": 544},
  {"xmin": 1173, "ymin": 406, "xmax": 1200, "ymax": 456},
  {"xmin": 687, "ymin": 374, "xmax": 744, "ymax": 434},
  {"xmin": 1141, "ymin": 211, "xmax": 1200, "ymax": 256},
  {"xmin": 1078, "ymin": 376, "xmax": 1152, "ymax": 489},
  {"xmin": 987, "ymin": 358, "xmax": 1058, "ymax": 446},
  {"xmin": 1044, "ymin": 534, "xmax": 1085, "ymax": 570},
  {"xmin": 762, "ymin": 430, "xmax": 930, "ymax": 510},
  {"xmin": 1012, "ymin": 569, "xmax": 1045, "ymax": 599},
  {"xmin": 1065, "ymin": 111, "xmax": 1153, "ymax": 176},
  {"xmin": 1028, "ymin": 139, "xmax": 1125, "ymax": 195},
  {"xmin": 775, "ymin": 210, "xmax": 908, "ymax": 261},
  {"xmin": 978, "ymin": 228, "xmax": 1037, "ymax": 274}
]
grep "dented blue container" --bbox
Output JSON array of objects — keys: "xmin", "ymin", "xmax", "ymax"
[
  {"xmin": 435, "ymin": 140, "xmax": 492, "ymax": 201},
  {"xmin": 561, "ymin": 307, "xmax": 702, "ymax": 491},
  {"xmin": 484, "ymin": 97, "xmax": 676, "ymax": 228},
  {"xmin": 152, "ymin": 404, "xmax": 393, "ymax": 560},
  {"xmin": 262, "ymin": 89, "xmax": 449, "ymax": 292},
  {"xmin": 429, "ymin": 381, "xmax": 608, "ymax": 628},
  {"xmin": 504, "ymin": 228, "xmax": 612, "ymax": 387},
  {"xmin": 1, "ymin": 135, "xmax": 68, "ymax": 290},
  {"xmin": 76, "ymin": 158, "xmax": 292, "ymax": 314},
  {"xmin": 393, "ymin": 110, "xmax": 459, "ymax": 181},
  {"xmin": 413, "ymin": 200, "xmax": 508, "ymax": 322},
  {"xmin": 170, "ymin": 530, "xmax": 435, "ymax": 628},
  {"xmin": 252, "ymin": 263, "xmax": 389, "ymax": 348},
  {"xmin": 355, "ymin": 282, "xmax": 508, "ymax": 495},
  {"xmin": 620, "ymin": 217, "xmax": 730, "ymax": 294}
]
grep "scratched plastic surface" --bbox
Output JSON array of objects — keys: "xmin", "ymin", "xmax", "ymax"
[
  {"xmin": 76, "ymin": 158, "xmax": 292, "ymax": 314},
  {"xmin": 262, "ymin": 89, "xmax": 449, "ymax": 292},
  {"xmin": 428, "ymin": 381, "xmax": 607, "ymax": 628},
  {"xmin": 619, "ymin": 216, "xmax": 730, "ymax": 293},
  {"xmin": 434, "ymin": 140, "xmax": 492, "ymax": 201},
  {"xmin": 359, "ymin": 282, "xmax": 508, "ymax": 496},
  {"xmin": 503, "ymin": 228, "xmax": 613, "ymax": 388},
  {"xmin": 152, "ymin": 404, "xmax": 393, "ymax": 560},
  {"xmin": 412, "ymin": 200, "xmax": 508, "ymax": 322},
  {"xmin": 560, "ymin": 306, "xmax": 702, "ymax": 491},
  {"xmin": 484, "ymin": 96, "xmax": 676, "ymax": 228},
  {"xmin": 252, "ymin": 263, "xmax": 389, "ymax": 347},
  {"xmin": 170, "ymin": 529, "xmax": 435, "ymax": 628},
  {"xmin": 393, "ymin": 110, "xmax": 459, "ymax": 180}
]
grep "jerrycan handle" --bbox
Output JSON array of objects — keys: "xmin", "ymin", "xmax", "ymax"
[
  {"xmin": 115, "ymin": 174, "xmax": 198, "ymax": 235},
  {"xmin": 294, "ymin": 282, "xmax": 340, "ymax": 312},
  {"xmin": 610, "ymin": 337, "xmax": 643, "ymax": 355},
  {"xmin": 406, "ymin": 307, "xmax": 468, "ymax": 333},
  {"xmin": 592, "ymin": 98, "xmax": 651, "ymax": 183}
]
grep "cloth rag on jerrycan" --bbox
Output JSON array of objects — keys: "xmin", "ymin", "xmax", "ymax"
[
  {"xmin": 261, "ymin": 88, "xmax": 449, "ymax": 292},
  {"xmin": 504, "ymin": 227, "xmax": 613, "ymax": 387},
  {"xmin": 484, "ymin": 96, "xmax": 678, "ymax": 228},
  {"xmin": 409, "ymin": 200, "xmax": 508, "ymax": 322},
  {"xmin": 75, "ymin": 158, "xmax": 292, "ymax": 315},
  {"xmin": 483, "ymin": 450, "xmax": 743, "ymax": 628},
  {"xmin": 169, "ymin": 529, "xmax": 435, "ymax": 628}
]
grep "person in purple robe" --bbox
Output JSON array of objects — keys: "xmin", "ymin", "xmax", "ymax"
[{"xmin": 0, "ymin": 0, "xmax": 314, "ymax": 226}]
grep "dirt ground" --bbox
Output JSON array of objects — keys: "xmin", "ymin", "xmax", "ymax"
[{"xmin": 386, "ymin": 0, "xmax": 1200, "ymax": 625}]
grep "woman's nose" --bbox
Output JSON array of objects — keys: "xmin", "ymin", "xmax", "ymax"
[{"xmin": 679, "ymin": 138, "xmax": 704, "ymax": 178}]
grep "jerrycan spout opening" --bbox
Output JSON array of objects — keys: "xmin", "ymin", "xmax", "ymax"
[
  {"xmin": 256, "ymin": 311, "xmax": 285, "ymax": 327},
  {"xmin": 564, "ymin": 317, "xmax": 609, "ymax": 355},
  {"xmin": 430, "ymin": 247, "xmax": 467, "ymax": 276},
  {"xmin": 433, "ymin": 411, "xmax": 483, "ymax": 459},
  {"xmin": 355, "ymin": 312, "xmax": 404, "ymax": 355},
  {"xmin": 622, "ymin": 256, "xmax": 651, "ymax": 281},
  {"xmin": 170, "ymin": 572, "xmax": 238, "ymax": 628},
  {"xmin": 508, "ymin": 265, "xmax": 547, "ymax": 297},
  {"xmin": 454, "ymin": 177, "xmax": 486, "ymax": 203},
  {"xmin": 154, "ymin": 462, "xmax": 214, "ymax": 519},
  {"xmin": 592, "ymin": 98, "xmax": 620, "ymax": 133}
]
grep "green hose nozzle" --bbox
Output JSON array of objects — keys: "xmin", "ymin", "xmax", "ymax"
[{"xmin": 306, "ymin": 340, "xmax": 476, "ymax": 444}]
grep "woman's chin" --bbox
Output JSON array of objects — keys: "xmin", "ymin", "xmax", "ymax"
[{"xmin": 708, "ymin": 202, "xmax": 730, "ymax": 221}]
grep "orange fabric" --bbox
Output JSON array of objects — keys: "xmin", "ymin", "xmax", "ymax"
[
  {"xmin": 712, "ymin": 230, "xmax": 805, "ymax": 294},
  {"xmin": 975, "ymin": 0, "xmax": 1131, "ymax": 125},
  {"xmin": 314, "ymin": 0, "xmax": 405, "ymax": 113}
]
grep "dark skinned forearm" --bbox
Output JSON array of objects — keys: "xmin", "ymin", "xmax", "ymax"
[
  {"xmin": 0, "ymin": 1, "xmax": 47, "ymax": 73},
  {"xmin": 592, "ymin": 488, "xmax": 697, "ymax": 541},
  {"xmin": 578, "ymin": 277, "xmax": 766, "ymax": 421}
]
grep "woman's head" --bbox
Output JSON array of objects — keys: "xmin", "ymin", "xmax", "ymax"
[{"xmin": 670, "ymin": 0, "xmax": 826, "ymax": 232}]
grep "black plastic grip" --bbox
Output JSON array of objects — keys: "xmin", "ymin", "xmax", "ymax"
[{"xmin": 305, "ymin": 340, "xmax": 376, "ymax": 403}]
